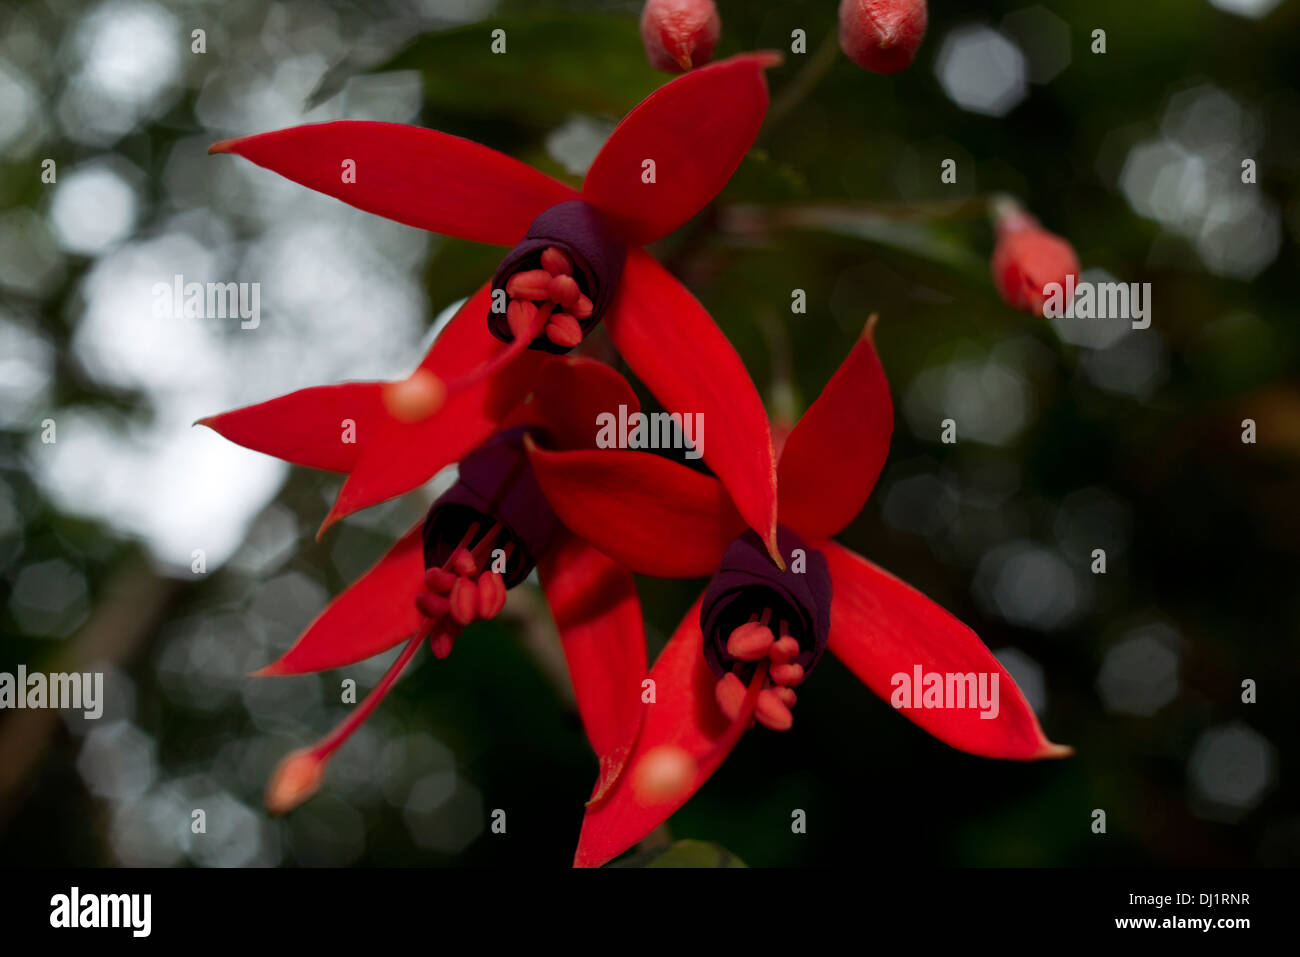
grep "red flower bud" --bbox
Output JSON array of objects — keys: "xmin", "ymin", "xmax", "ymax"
[
  {"xmin": 991, "ymin": 210, "xmax": 1081, "ymax": 316},
  {"xmin": 838, "ymin": 0, "xmax": 928, "ymax": 75},
  {"xmin": 640, "ymin": 0, "xmax": 721, "ymax": 73}
]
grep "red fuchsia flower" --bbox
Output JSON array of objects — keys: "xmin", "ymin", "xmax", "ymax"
[
  {"xmin": 199, "ymin": 348, "xmax": 650, "ymax": 811},
  {"xmin": 208, "ymin": 54, "xmax": 785, "ymax": 563},
  {"xmin": 838, "ymin": 0, "xmax": 928, "ymax": 74},
  {"xmin": 526, "ymin": 316, "xmax": 1071, "ymax": 867},
  {"xmin": 640, "ymin": 0, "xmax": 721, "ymax": 73},
  {"xmin": 991, "ymin": 204, "xmax": 1081, "ymax": 317}
]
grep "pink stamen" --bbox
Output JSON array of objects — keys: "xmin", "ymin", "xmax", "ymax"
[
  {"xmin": 770, "ymin": 662, "xmax": 805, "ymax": 687},
  {"xmin": 546, "ymin": 274, "xmax": 581, "ymax": 309},
  {"xmin": 505, "ymin": 269, "xmax": 552, "ymax": 300},
  {"xmin": 424, "ymin": 567, "xmax": 456, "ymax": 594},
  {"xmin": 450, "ymin": 548, "xmax": 478, "ymax": 577},
  {"xmin": 755, "ymin": 688, "xmax": 794, "ymax": 731},
  {"xmin": 449, "ymin": 576, "xmax": 478, "ymax": 626},
  {"xmin": 726, "ymin": 620, "xmax": 775, "ymax": 660},
  {"xmin": 415, "ymin": 592, "xmax": 449, "ymax": 619},
  {"xmin": 476, "ymin": 571, "xmax": 507, "ymax": 620},
  {"xmin": 544, "ymin": 313, "xmax": 583, "ymax": 349},
  {"xmin": 769, "ymin": 635, "xmax": 799, "ymax": 665},
  {"xmin": 540, "ymin": 246, "xmax": 573, "ymax": 276}
]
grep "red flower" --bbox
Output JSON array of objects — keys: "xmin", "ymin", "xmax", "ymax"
[
  {"xmin": 991, "ymin": 206, "xmax": 1081, "ymax": 316},
  {"xmin": 208, "ymin": 54, "xmax": 784, "ymax": 562},
  {"xmin": 527, "ymin": 317, "xmax": 1071, "ymax": 867},
  {"xmin": 838, "ymin": 0, "xmax": 928, "ymax": 75},
  {"xmin": 641, "ymin": 0, "xmax": 721, "ymax": 73},
  {"xmin": 201, "ymin": 349, "xmax": 649, "ymax": 811}
]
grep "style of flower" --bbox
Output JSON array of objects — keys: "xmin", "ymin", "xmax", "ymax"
[{"xmin": 526, "ymin": 317, "xmax": 1071, "ymax": 867}]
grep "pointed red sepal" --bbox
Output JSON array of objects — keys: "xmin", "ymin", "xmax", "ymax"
[
  {"xmin": 778, "ymin": 314, "xmax": 893, "ymax": 539},
  {"xmin": 197, "ymin": 382, "xmax": 384, "ymax": 473},
  {"xmin": 538, "ymin": 532, "xmax": 648, "ymax": 806},
  {"xmin": 210, "ymin": 121, "xmax": 579, "ymax": 247},
  {"xmin": 605, "ymin": 249, "xmax": 778, "ymax": 562},
  {"xmin": 525, "ymin": 442, "xmax": 744, "ymax": 578},
  {"xmin": 254, "ymin": 523, "xmax": 426, "ymax": 676},
  {"xmin": 502, "ymin": 356, "xmax": 641, "ymax": 452},
  {"xmin": 822, "ymin": 541, "xmax": 1072, "ymax": 761},
  {"xmin": 572, "ymin": 595, "xmax": 752, "ymax": 868},
  {"xmin": 318, "ymin": 353, "xmax": 549, "ymax": 537},
  {"xmin": 582, "ymin": 52, "xmax": 780, "ymax": 246}
]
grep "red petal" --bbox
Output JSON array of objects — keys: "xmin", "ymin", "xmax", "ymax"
[
  {"xmin": 416, "ymin": 283, "xmax": 503, "ymax": 376},
  {"xmin": 256, "ymin": 523, "xmax": 425, "ymax": 676},
  {"xmin": 606, "ymin": 249, "xmax": 778, "ymax": 560},
  {"xmin": 502, "ymin": 356, "xmax": 641, "ymax": 452},
  {"xmin": 582, "ymin": 53, "xmax": 779, "ymax": 245},
  {"xmin": 526, "ymin": 443, "xmax": 743, "ymax": 578},
  {"xmin": 197, "ymin": 382, "xmax": 383, "ymax": 473},
  {"xmin": 210, "ymin": 121, "xmax": 578, "ymax": 246},
  {"xmin": 320, "ymin": 352, "xmax": 548, "ymax": 535},
  {"xmin": 822, "ymin": 542, "xmax": 1072, "ymax": 761},
  {"xmin": 538, "ymin": 532, "xmax": 648, "ymax": 805},
  {"xmin": 778, "ymin": 316, "xmax": 893, "ymax": 539},
  {"xmin": 573, "ymin": 594, "xmax": 749, "ymax": 868}
]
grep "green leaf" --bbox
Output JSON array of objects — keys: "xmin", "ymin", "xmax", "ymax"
[{"xmin": 614, "ymin": 839, "xmax": 748, "ymax": 868}]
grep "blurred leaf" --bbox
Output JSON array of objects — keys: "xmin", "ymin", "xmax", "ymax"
[
  {"xmin": 614, "ymin": 839, "xmax": 748, "ymax": 868},
  {"xmin": 312, "ymin": 14, "xmax": 663, "ymax": 124}
]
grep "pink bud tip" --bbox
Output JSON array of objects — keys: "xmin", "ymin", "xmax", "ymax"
[
  {"xmin": 838, "ymin": 0, "xmax": 928, "ymax": 75},
  {"xmin": 640, "ymin": 0, "xmax": 721, "ymax": 74},
  {"xmin": 991, "ymin": 219, "xmax": 1081, "ymax": 317},
  {"xmin": 630, "ymin": 745, "xmax": 696, "ymax": 804},
  {"xmin": 266, "ymin": 748, "xmax": 325, "ymax": 814},
  {"xmin": 382, "ymin": 369, "xmax": 445, "ymax": 423}
]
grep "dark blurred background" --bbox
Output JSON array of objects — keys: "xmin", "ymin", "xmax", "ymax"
[{"xmin": 1, "ymin": 0, "xmax": 1296, "ymax": 867}]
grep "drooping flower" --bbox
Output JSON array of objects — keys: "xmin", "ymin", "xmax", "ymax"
[
  {"xmin": 200, "ymin": 352, "xmax": 649, "ymax": 811},
  {"xmin": 640, "ymin": 0, "xmax": 721, "ymax": 73},
  {"xmin": 527, "ymin": 316, "xmax": 1071, "ymax": 867},
  {"xmin": 208, "ymin": 54, "xmax": 783, "ymax": 560},
  {"xmin": 991, "ymin": 203, "xmax": 1081, "ymax": 316},
  {"xmin": 838, "ymin": 0, "xmax": 928, "ymax": 74}
]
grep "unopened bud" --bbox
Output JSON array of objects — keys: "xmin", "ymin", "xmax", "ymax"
[
  {"xmin": 640, "ymin": 0, "xmax": 721, "ymax": 73},
  {"xmin": 838, "ymin": 0, "xmax": 927, "ymax": 75}
]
